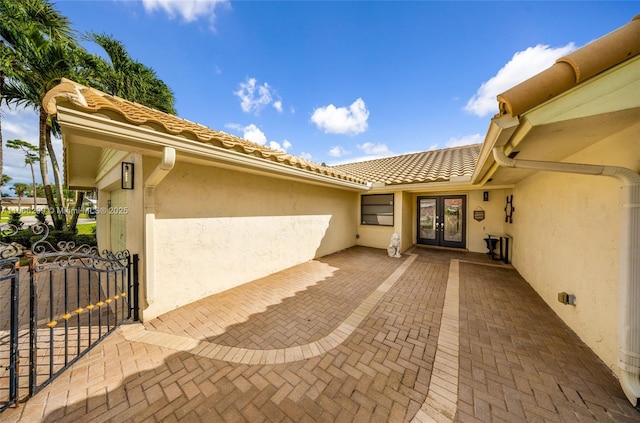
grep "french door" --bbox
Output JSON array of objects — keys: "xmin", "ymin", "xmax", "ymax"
[{"xmin": 417, "ymin": 195, "xmax": 466, "ymax": 248}]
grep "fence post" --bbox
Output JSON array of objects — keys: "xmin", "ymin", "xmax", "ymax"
[
  {"xmin": 28, "ymin": 256, "xmax": 37, "ymax": 397},
  {"xmin": 132, "ymin": 254, "xmax": 140, "ymax": 321}
]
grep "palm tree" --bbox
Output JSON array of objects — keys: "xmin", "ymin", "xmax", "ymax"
[
  {"xmin": 0, "ymin": 0, "xmax": 73, "ymax": 221},
  {"xmin": 87, "ymin": 33, "xmax": 176, "ymax": 114},
  {"xmin": 0, "ymin": 174, "xmax": 11, "ymax": 212},
  {"xmin": 7, "ymin": 139, "xmax": 39, "ymax": 211},
  {"xmin": 11, "ymin": 182, "xmax": 28, "ymax": 209}
]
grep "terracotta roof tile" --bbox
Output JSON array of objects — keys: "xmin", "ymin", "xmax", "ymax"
[
  {"xmin": 43, "ymin": 79, "xmax": 367, "ymax": 186},
  {"xmin": 332, "ymin": 144, "xmax": 481, "ymax": 185},
  {"xmin": 498, "ymin": 14, "xmax": 640, "ymax": 117}
]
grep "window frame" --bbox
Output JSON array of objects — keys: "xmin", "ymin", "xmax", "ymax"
[{"xmin": 360, "ymin": 194, "xmax": 394, "ymax": 226}]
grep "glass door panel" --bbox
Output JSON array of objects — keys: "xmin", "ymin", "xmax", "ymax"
[
  {"xmin": 419, "ymin": 198, "xmax": 436, "ymax": 241},
  {"xmin": 417, "ymin": 195, "xmax": 466, "ymax": 248},
  {"xmin": 443, "ymin": 198, "xmax": 463, "ymax": 243}
]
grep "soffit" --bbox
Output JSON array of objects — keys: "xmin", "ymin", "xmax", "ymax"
[
  {"xmin": 480, "ymin": 47, "xmax": 640, "ymax": 186},
  {"xmin": 485, "ymin": 107, "xmax": 640, "ymax": 186}
]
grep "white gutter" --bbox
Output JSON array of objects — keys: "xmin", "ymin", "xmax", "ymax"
[
  {"xmin": 144, "ymin": 147, "xmax": 176, "ymax": 305},
  {"xmin": 493, "ymin": 146, "xmax": 640, "ymax": 407}
]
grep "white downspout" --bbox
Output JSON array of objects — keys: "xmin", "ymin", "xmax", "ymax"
[
  {"xmin": 144, "ymin": 147, "xmax": 176, "ymax": 307},
  {"xmin": 493, "ymin": 147, "xmax": 640, "ymax": 407}
]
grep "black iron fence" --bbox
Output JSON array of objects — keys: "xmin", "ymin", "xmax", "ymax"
[{"xmin": 0, "ymin": 223, "xmax": 138, "ymax": 412}]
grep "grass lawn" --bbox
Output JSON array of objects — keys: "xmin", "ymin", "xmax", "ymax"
[{"xmin": 76, "ymin": 223, "xmax": 96, "ymax": 235}]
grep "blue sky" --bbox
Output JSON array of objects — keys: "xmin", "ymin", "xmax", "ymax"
[{"xmin": 2, "ymin": 1, "xmax": 638, "ymax": 192}]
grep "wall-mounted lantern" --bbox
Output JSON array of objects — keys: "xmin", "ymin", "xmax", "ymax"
[
  {"xmin": 122, "ymin": 162, "xmax": 134, "ymax": 190},
  {"xmin": 483, "ymin": 191, "xmax": 489, "ymax": 202}
]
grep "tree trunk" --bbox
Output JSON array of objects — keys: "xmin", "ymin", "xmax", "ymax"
[
  {"xmin": 68, "ymin": 191, "xmax": 84, "ymax": 232},
  {"xmin": 29, "ymin": 162, "xmax": 37, "ymax": 212},
  {"xmin": 0, "ymin": 65, "xmax": 4, "ymax": 213},
  {"xmin": 39, "ymin": 109, "xmax": 60, "ymax": 228},
  {"xmin": 45, "ymin": 126, "xmax": 66, "ymax": 225}
]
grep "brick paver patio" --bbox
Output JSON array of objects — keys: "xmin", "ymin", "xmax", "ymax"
[{"xmin": 1, "ymin": 246, "xmax": 638, "ymax": 422}]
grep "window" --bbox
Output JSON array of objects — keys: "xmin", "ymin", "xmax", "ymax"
[{"xmin": 361, "ymin": 194, "xmax": 394, "ymax": 226}]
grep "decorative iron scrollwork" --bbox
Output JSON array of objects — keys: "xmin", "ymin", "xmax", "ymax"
[
  {"xmin": 30, "ymin": 222, "xmax": 128, "ymax": 271},
  {"xmin": 0, "ymin": 224, "xmax": 24, "ymax": 260}
]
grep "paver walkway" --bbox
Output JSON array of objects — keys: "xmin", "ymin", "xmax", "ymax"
[{"xmin": 1, "ymin": 246, "xmax": 638, "ymax": 422}]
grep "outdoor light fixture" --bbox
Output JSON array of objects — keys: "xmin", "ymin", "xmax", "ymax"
[
  {"xmin": 483, "ymin": 191, "xmax": 489, "ymax": 201},
  {"xmin": 122, "ymin": 162, "xmax": 134, "ymax": 190}
]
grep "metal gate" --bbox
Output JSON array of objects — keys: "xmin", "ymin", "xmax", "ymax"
[{"xmin": 0, "ymin": 223, "xmax": 139, "ymax": 412}]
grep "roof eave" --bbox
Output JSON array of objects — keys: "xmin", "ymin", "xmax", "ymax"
[
  {"xmin": 471, "ymin": 114, "xmax": 520, "ymax": 185},
  {"xmin": 56, "ymin": 105, "xmax": 371, "ymax": 192}
]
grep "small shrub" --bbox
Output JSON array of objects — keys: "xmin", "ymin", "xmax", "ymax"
[
  {"xmin": 73, "ymin": 234, "xmax": 97, "ymax": 247},
  {"xmin": 4, "ymin": 229, "xmax": 32, "ymax": 249},
  {"xmin": 8, "ymin": 212, "xmax": 22, "ymax": 228},
  {"xmin": 35, "ymin": 210, "xmax": 47, "ymax": 224}
]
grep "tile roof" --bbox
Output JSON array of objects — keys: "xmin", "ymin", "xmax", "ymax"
[
  {"xmin": 498, "ymin": 14, "xmax": 640, "ymax": 117},
  {"xmin": 332, "ymin": 144, "xmax": 481, "ymax": 185},
  {"xmin": 43, "ymin": 79, "xmax": 367, "ymax": 186}
]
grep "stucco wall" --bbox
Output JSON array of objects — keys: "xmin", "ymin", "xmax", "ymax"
[
  {"xmin": 144, "ymin": 161, "xmax": 358, "ymax": 319},
  {"xmin": 356, "ymin": 192, "xmax": 402, "ymax": 250},
  {"xmin": 466, "ymin": 189, "xmax": 509, "ymax": 254},
  {"xmin": 357, "ymin": 189, "xmax": 507, "ymax": 254},
  {"xmin": 510, "ymin": 133, "xmax": 640, "ymax": 371}
]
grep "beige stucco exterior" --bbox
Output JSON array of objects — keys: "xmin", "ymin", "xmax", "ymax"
[
  {"xmin": 509, "ymin": 134, "xmax": 639, "ymax": 370},
  {"xmin": 142, "ymin": 160, "xmax": 358, "ymax": 319},
  {"xmin": 356, "ymin": 188, "xmax": 509, "ymax": 255},
  {"xmin": 43, "ymin": 15, "xmax": 640, "ymax": 406},
  {"xmin": 477, "ymin": 54, "xmax": 640, "ymax": 387}
]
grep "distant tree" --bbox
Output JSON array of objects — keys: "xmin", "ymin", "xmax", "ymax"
[
  {"xmin": 11, "ymin": 182, "xmax": 29, "ymax": 208},
  {"xmin": 0, "ymin": 0, "xmax": 73, "ymax": 225},
  {"xmin": 7, "ymin": 139, "xmax": 39, "ymax": 211},
  {"xmin": 0, "ymin": 173, "xmax": 13, "ymax": 212},
  {"xmin": 0, "ymin": 174, "xmax": 11, "ymax": 189}
]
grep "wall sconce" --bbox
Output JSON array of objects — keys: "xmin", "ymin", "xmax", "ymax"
[
  {"xmin": 122, "ymin": 162, "xmax": 134, "ymax": 190},
  {"xmin": 483, "ymin": 191, "xmax": 489, "ymax": 202}
]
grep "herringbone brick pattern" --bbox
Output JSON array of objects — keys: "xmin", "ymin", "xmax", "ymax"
[
  {"xmin": 1, "ymin": 246, "xmax": 638, "ymax": 422},
  {"xmin": 457, "ymin": 262, "xmax": 638, "ymax": 422},
  {"xmin": 146, "ymin": 247, "xmax": 405, "ymax": 349}
]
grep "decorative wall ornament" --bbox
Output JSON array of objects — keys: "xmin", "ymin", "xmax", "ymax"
[
  {"xmin": 473, "ymin": 207, "xmax": 485, "ymax": 222},
  {"xmin": 387, "ymin": 232, "xmax": 401, "ymax": 258},
  {"xmin": 505, "ymin": 195, "xmax": 515, "ymax": 223}
]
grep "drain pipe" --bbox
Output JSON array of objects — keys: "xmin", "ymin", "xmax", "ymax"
[
  {"xmin": 144, "ymin": 147, "xmax": 176, "ymax": 307},
  {"xmin": 493, "ymin": 147, "xmax": 640, "ymax": 407}
]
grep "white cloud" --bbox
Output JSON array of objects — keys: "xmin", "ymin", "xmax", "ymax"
[
  {"xmin": 445, "ymin": 134, "xmax": 483, "ymax": 148},
  {"xmin": 465, "ymin": 43, "xmax": 577, "ymax": 117},
  {"xmin": 234, "ymin": 77, "xmax": 282, "ymax": 115},
  {"xmin": 299, "ymin": 152, "xmax": 312, "ymax": 160},
  {"xmin": 311, "ymin": 98, "xmax": 369, "ymax": 135},
  {"xmin": 141, "ymin": 0, "xmax": 228, "ymax": 28},
  {"xmin": 269, "ymin": 139, "xmax": 292, "ymax": 152},
  {"xmin": 225, "ymin": 123, "xmax": 292, "ymax": 152},
  {"xmin": 357, "ymin": 142, "xmax": 391, "ymax": 156},
  {"xmin": 329, "ymin": 146, "xmax": 349, "ymax": 157},
  {"xmin": 240, "ymin": 124, "xmax": 266, "ymax": 145}
]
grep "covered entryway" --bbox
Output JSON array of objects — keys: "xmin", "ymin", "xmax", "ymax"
[{"xmin": 417, "ymin": 195, "xmax": 466, "ymax": 248}]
